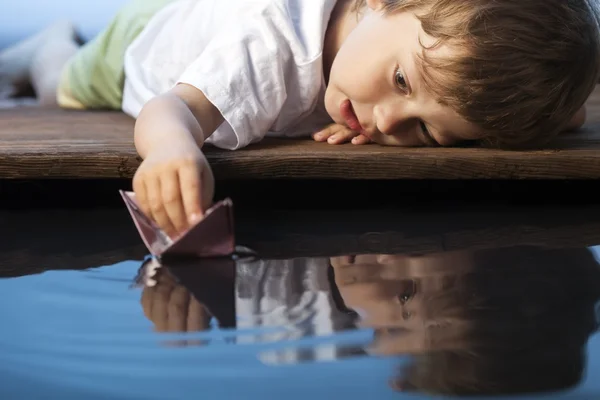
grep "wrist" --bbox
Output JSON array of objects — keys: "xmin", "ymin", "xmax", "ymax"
[
  {"xmin": 135, "ymin": 122, "xmax": 200, "ymax": 159},
  {"xmin": 134, "ymin": 94, "xmax": 208, "ymax": 158}
]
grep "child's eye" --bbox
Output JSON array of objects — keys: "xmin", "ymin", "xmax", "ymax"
[{"xmin": 394, "ymin": 68, "xmax": 407, "ymax": 91}]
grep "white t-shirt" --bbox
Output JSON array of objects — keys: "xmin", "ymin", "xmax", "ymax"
[
  {"xmin": 235, "ymin": 257, "xmax": 355, "ymax": 364},
  {"xmin": 122, "ymin": 0, "xmax": 337, "ymax": 150}
]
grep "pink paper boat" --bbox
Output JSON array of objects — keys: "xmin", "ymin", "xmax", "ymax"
[{"xmin": 119, "ymin": 190, "xmax": 235, "ymax": 259}]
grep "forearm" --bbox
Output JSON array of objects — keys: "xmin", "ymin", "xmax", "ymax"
[{"xmin": 134, "ymin": 83, "xmax": 224, "ymax": 158}]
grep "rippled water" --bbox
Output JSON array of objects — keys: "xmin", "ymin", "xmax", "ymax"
[{"xmin": 1, "ymin": 206, "xmax": 599, "ymax": 399}]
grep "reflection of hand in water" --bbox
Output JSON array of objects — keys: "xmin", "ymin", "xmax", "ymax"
[
  {"xmin": 140, "ymin": 261, "xmax": 212, "ymax": 333},
  {"xmin": 137, "ymin": 256, "xmax": 236, "ymax": 337},
  {"xmin": 330, "ymin": 247, "xmax": 600, "ymax": 397}
]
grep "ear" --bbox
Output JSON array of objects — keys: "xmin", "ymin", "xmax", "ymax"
[{"xmin": 366, "ymin": 0, "xmax": 385, "ymax": 11}]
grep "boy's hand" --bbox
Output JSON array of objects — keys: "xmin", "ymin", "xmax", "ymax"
[
  {"xmin": 312, "ymin": 123, "xmax": 371, "ymax": 145},
  {"xmin": 141, "ymin": 267, "xmax": 211, "ymax": 335},
  {"xmin": 132, "ymin": 140, "xmax": 214, "ymax": 239}
]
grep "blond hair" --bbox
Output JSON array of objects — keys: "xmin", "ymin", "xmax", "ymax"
[{"xmin": 354, "ymin": 0, "xmax": 600, "ymax": 148}]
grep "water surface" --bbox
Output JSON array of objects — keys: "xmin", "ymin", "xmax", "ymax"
[{"xmin": 1, "ymin": 206, "xmax": 599, "ymax": 399}]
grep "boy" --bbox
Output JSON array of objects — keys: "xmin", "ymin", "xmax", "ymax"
[{"xmin": 1, "ymin": 0, "xmax": 598, "ymax": 237}]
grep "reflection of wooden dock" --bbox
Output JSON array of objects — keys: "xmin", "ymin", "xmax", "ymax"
[
  {"xmin": 3, "ymin": 205, "xmax": 600, "ymax": 278},
  {"xmin": 2, "ymin": 86, "xmax": 600, "ymax": 179}
]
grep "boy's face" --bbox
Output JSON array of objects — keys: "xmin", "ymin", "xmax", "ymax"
[
  {"xmin": 331, "ymin": 252, "xmax": 474, "ymax": 329},
  {"xmin": 325, "ymin": 1, "xmax": 481, "ymax": 147},
  {"xmin": 330, "ymin": 251, "xmax": 475, "ymax": 355}
]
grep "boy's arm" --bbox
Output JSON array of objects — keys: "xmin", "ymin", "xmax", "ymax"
[
  {"xmin": 132, "ymin": 83, "xmax": 224, "ymax": 237},
  {"xmin": 134, "ymin": 83, "xmax": 224, "ymax": 157}
]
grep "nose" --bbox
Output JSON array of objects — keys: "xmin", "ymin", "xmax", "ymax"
[{"xmin": 373, "ymin": 101, "xmax": 411, "ymax": 135}]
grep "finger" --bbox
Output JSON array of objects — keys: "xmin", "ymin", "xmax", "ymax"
[
  {"xmin": 178, "ymin": 163, "xmax": 204, "ymax": 224},
  {"xmin": 151, "ymin": 282, "xmax": 172, "ymax": 332},
  {"xmin": 132, "ymin": 172, "xmax": 151, "ymax": 219},
  {"xmin": 187, "ymin": 296, "xmax": 210, "ymax": 346},
  {"xmin": 140, "ymin": 286, "xmax": 154, "ymax": 320},
  {"xmin": 327, "ymin": 129, "xmax": 360, "ymax": 145},
  {"xmin": 167, "ymin": 285, "xmax": 190, "ymax": 333},
  {"xmin": 352, "ymin": 134, "xmax": 372, "ymax": 145},
  {"xmin": 160, "ymin": 169, "xmax": 188, "ymax": 236},
  {"xmin": 188, "ymin": 296, "xmax": 212, "ymax": 332},
  {"xmin": 147, "ymin": 176, "xmax": 177, "ymax": 237},
  {"xmin": 312, "ymin": 124, "xmax": 344, "ymax": 142}
]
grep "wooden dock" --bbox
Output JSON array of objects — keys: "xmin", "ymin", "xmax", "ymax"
[{"xmin": 2, "ymin": 87, "xmax": 600, "ymax": 180}]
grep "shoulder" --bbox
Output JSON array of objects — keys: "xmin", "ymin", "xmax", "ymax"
[{"xmin": 224, "ymin": 0, "xmax": 339, "ymax": 62}]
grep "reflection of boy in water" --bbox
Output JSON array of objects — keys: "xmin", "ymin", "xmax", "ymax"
[
  {"xmin": 137, "ymin": 245, "xmax": 600, "ymax": 396},
  {"xmin": 330, "ymin": 246, "xmax": 600, "ymax": 396}
]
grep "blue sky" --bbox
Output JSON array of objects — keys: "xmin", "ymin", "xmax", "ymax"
[{"xmin": 0, "ymin": 0, "xmax": 126, "ymax": 48}]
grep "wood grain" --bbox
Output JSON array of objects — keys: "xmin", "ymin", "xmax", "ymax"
[{"xmin": 2, "ymin": 86, "xmax": 600, "ymax": 179}]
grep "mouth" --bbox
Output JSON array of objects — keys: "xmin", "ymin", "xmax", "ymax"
[{"xmin": 340, "ymin": 99, "xmax": 364, "ymax": 133}]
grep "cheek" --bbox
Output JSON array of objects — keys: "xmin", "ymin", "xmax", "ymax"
[
  {"xmin": 330, "ymin": 54, "xmax": 380, "ymax": 100},
  {"xmin": 331, "ymin": 21, "xmax": 379, "ymax": 79},
  {"xmin": 331, "ymin": 48, "xmax": 389, "ymax": 100},
  {"xmin": 335, "ymin": 42, "xmax": 372, "ymax": 73}
]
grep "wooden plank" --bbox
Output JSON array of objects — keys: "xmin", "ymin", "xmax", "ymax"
[{"xmin": 2, "ymin": 86, "xmax": 600, "ymax": 179}]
